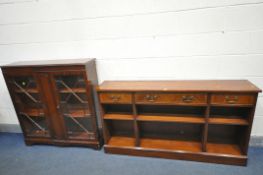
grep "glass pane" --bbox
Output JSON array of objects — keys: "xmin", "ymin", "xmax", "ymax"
[
  {"xmin": 55, "ymin": 74, "xmax": 94, "ymax": 140},
  {"xmin": 9, "ymin": 76, "xmax": 49, "ymax": 137}
]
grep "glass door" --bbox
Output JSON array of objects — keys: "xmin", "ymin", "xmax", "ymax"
[
  {"xmin": 7, "ymin": 75, "xmax": 50, "ymax": 137},
  {"xmin": 53, "ymin": 72, "xmax": 96, "ymax": 140}
]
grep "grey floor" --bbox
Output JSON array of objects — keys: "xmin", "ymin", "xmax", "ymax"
[{"xmin": 0, "ymin": 133, "xmax": 263, "ymax": 175}]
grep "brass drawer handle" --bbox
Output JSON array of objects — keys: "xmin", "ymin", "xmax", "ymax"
[
  {"xmin": 225, "ymin": 96, "xmax": 238, "ymax": 104},
  {"xmin": 110, "ymin": 95, "xmax": 121, "ymax": 102},
  {"xmin": 182, "ymin": 96, "xmax": 194, "ymax": 103},
  {"xmin": 145, "ymin": 94, "xmax": 158, "ymax": 102}
]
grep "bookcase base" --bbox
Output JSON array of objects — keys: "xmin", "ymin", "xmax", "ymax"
[{"xmin": 104, "ymin": 145, "xmax": 247, "ymax": 166}]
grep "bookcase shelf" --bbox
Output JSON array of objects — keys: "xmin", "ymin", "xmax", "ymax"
[
  {"xmin": 15, "ymin": 88, "xmax": 39, "ymax": 93},
  {"xmin": 206, "ymin": 143, "xmax": 242, "ymax": 156},
  {"xmin": 104, "ymin": 114, "xmax": 133, "ymax": 120},
  {"xmin": 64, "ymin": 109, "xmax": 91, "ymax": 118},
  {"xmin": 137, "ymin": 115, "xmax": 205, "ymax": 124},
  {"xmin": 59, "ymin": 88, "xmax": 86, "ymax": 93},
  {"xmin": 107, "ymin": 136, "xmax": 135, "ymax": 147},
  {"xmin": 140, "ymin": 138, "xmax": 202, "ymax": 152},
  {"xmin": 208, "ymin": 118, "xmax": 248, "ymax": 125},
  {"xmin": 98, "ymin": 80, "xmax": 261, "ymax": 166}
]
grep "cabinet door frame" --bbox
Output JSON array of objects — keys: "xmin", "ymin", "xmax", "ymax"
[
  {"xmin": 2, "ymin": 68, "xmax": 52, "ymax": 139},
  {"xmin": 47, "ymin": 70, "xmax": 99, "ymax": 141},
  {"xmin": 37, "ymin": 72, "xmax": 67, "ymax": 140}
]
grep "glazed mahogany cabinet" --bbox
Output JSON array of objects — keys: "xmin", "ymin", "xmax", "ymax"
[
  {"xmin": 1, "ymin": 59, "xmax": 100, "ymax": 149},
  {"xmin": 97, "ymin": 80, "xmax": 261, "ymax": 165}
]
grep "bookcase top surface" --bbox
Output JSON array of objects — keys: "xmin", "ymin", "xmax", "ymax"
[
  {"xmin": 97, "ymin": 80, "xmax": 261, "ymax": 92},
  {"xmin": 1, "ymin": 58, "xmax": 95, "ymax": 67}
]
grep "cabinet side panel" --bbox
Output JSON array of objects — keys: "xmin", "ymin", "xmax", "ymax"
[
  {"xmin": 1, "ymin": 69, "xmax": 28, "ymax": 138},
  {"xmin": 85, "ymin": 60, "xmax": 101, "ymax": 129}
]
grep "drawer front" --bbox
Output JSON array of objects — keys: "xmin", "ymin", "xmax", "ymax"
[
  {"xmin": 211, "ymin": 94, "xmax": 255, "ymax": 105},
  {"xmin": 99, "ymin": 93, "xmax": 132, "ymax": 104},
  {"xmin": 135, "ymin": 93, "xmax": 207, "ymax": 105}
]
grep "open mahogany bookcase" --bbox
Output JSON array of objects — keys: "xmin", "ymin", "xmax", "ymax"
[{"xmin": 97, "ymin": 80, "xmax": 261, "ymax": 166}]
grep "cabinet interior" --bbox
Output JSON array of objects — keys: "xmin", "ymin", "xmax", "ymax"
[
  {"xmin": 210, "ymin": 106, "xmax": 251, "ymax": 119},
  {"xmin": 103, "ymin": 104, "xmax": 133, "ymax": 115},
  {"xmin": 102, "ymin": 99, "xmax": 253, "ymax": 156},
  {"xmin": 137, "ymin": 105, "xmax": 206, "ymax": 117}
]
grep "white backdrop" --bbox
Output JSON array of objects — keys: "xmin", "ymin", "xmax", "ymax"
[{"xmin": 0, "ymin": 0, "xmax": 263, "ymax": 135}]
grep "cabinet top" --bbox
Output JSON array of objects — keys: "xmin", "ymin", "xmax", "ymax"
[
  {"xmin": 97, "ymin": 80, "xmax": 262, "ymax": 93},
  {"xmin": 1, "ymin": 58, "xmax": 95, "ymax": 68}
]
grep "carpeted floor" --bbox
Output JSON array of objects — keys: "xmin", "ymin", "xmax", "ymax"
[{"xmin": 0, "ymin": 133, "xmax": 263, "ymax": 175}]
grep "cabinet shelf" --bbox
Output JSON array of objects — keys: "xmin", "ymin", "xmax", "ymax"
[
  {"xmin": 107, "ymin": 136, "xmax": 202, "ymax": 153},
  {"xmin": 21, "ymin": 108, "xmax": 44, "ymax": 117},
  {"xmin": 137, "ymin": 115, "xmax": 205, "ymax": 124},
  {"xmin": 103, "ymin": 114, "xmax": 206, "ymax": 124},
  {"xmin": 104, "ymin": 114, "xmax": 133, "ymax": 120},
  {"xmin": 59, "ymin": 88, "xmax": 86, "ymax": 93},
  {"xmin": 140, "ymin": 138, "xmax": 202, "ymax": 152},
  {"xmin": 107, "ymin": 136, "xmax": 135, "ymax": 147},
  {"xmin": 64, "ymin": 110, "xmax": 91, "ymax": 118},
  {"xmin": 208, "ymin": 118, "xmax": 249, "ymax": 125},
  {"xmin": 15, "ymin": 88, "xmax": 39, "ymax": 93},
  {"xmin": 21, "ymin": 108, "xmax": 91, "ymax": 118},
  {"xmin": 207, "ymin": 143, "xmax": 243, "ymax": 156}
]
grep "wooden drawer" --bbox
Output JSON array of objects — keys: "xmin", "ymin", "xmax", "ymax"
[
  {"xmin": 211, "ymin": 94, "xmax": 255, "ymax": 105},
  {"xmin": 135, "ymin": 93, "xmax": 207, "ymax": 105},
  {"xmin": 99, "ymin": 93, "xmax": 132, "ymax": 104}
]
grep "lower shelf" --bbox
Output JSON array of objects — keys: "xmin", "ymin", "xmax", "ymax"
[
  {"xmin": 108, "ymin": 136, "xmax": 135, "ymax": 147},
  {"xmin": 207, "ymin": 143, "xmax": 243, "ymax": 156},
  {"xmin": 105, "ymin": 136, "xmax": 247, "ymax": 166},
  {"xmin": 140, "ymin": 138, "xmax": 201, "ymax": 152},
  {"xmin": 208, "ymin": 118, "xmax": 249, "ymax": 125},
  {"xmin": 107, "ymin": 136, "xmax": 201, "ymax": 152}
]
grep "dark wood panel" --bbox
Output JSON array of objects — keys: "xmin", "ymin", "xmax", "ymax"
[{"xmin": 25, "ymin": 137, "xmax": 100, "ymax": 149}]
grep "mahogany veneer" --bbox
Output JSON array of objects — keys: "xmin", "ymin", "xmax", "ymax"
[
  {"xmin": 1, "ymin": 59, "xmax": 101, "ymax": 148},
  {"xmin": 97, "ymin": 80, "xmax": 261, "ymax": 165}
]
